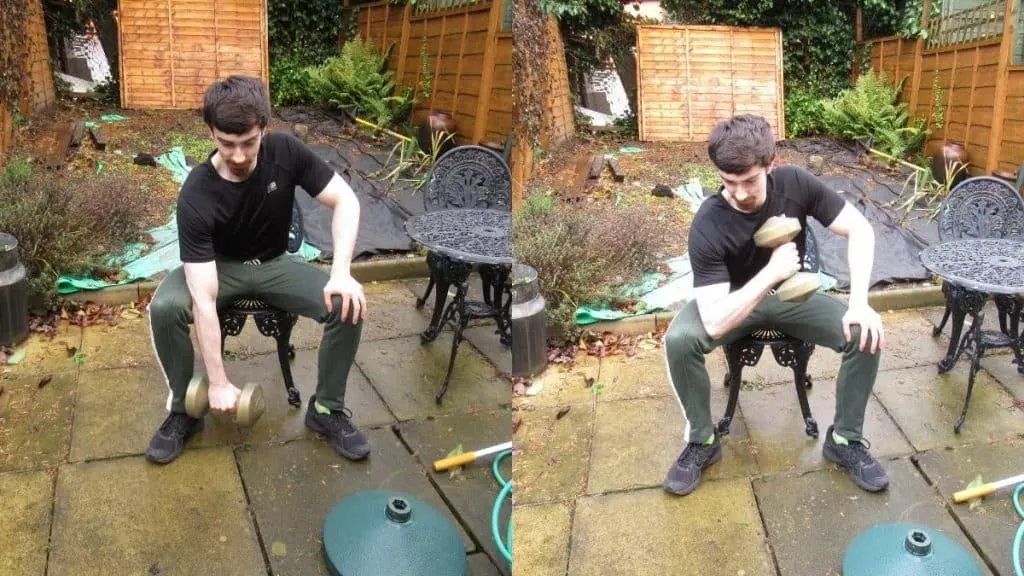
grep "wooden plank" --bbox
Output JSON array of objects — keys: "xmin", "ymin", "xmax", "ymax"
[
  {"xmin": 470, "ymin": 0, "xmax": 502, "ymax": 142},
  {"xmin": 395, "ymin": 2, "xmax": 412, "ymax": 92},
  {"xmin": 89, "ymin": 126, "xmax": 108, "ymax": 151},
  {"xmin": 70, "ymin": 121, "xmax": 87, "ymax": 147},
  {"xmin": 45, "ymin": 122, "xmax": 77, "ymax": 170},
  {"xmin": 985, "ymin": 0, "xmax": 1014, "ymax": 173},
  {"xmin": 607, "ymin": 158, "xmax": 625, "ymax": 182}
]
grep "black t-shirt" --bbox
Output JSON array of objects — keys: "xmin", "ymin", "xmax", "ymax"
[
  {"xmin": 688, "ymin": 165, "xmax": 846, "ymax": 290},
  {"xmin": 177, "ymin": 131, "xmax": 335, "ymax": 264}
]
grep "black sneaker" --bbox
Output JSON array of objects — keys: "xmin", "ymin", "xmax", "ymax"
[
  {"xmin": 304, "ymin": 396, "xmax": 370, "ymax": 461},
  {"xmin": 823, "ymin": 425, "xmax": 889, "ymax": 492},
  {"xmin": 145, "ymin": 412, "xmax": 202, "ymax": 464},
  {"xmin": 663, "ymin": 434, "xmax": 723, "ymax": 496}
]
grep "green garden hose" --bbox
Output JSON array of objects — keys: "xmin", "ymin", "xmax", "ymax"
[
  {"xmin": 1014, "ymin": 482, "xmax": 1023, "ymax": 576},
  {"xmin": 491, "ymin": 449, "xmax": 513, "ymax": 566}
]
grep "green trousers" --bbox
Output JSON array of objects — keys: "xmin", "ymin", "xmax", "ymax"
[
  {"xmin": 663, "ymin": 292, "xmax": 880, "ymax": 443},
  {"xmin": 147, "ymin": 254, "xmax": 362, "ymax": 413}
]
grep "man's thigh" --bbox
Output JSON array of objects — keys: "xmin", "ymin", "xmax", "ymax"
[{"xmin": 252, "ymin": 255, "xmax": 332, "ymax": 321}]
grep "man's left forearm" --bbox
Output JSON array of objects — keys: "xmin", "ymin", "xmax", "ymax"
[
  {"xmin": 846, "ymin": 226, "xmax": 875, "ymax": 307},
  {"xmin": 330, "ymin": 191, "xmax": 360, "ymax": 278}
]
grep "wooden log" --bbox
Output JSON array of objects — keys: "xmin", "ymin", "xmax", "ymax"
[
  {"xmin": 588, "ymin": 154, "xmax": 603, "ymax": 179},
  {"xmin": 89, "ymin": 126, "xmax": 107, "ymax": 151},
  {"xmin": 45, "ymin": 122, "xmax": 77, "ymax": 170},
  {"xmin": 70, "ymin": 121, "xmax": 87, "ymax": 147},
  {"xmin": 607, "ymin": 158, "xmax": 625, "ymax": 182}
]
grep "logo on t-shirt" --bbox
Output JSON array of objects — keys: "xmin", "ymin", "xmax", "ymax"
[{"xmin": 267, "ymin": 181, "xmax": 278, "ymax": 195}]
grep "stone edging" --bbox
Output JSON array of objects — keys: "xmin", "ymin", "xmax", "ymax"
[
  {"xmin": 580, "ymin": 284, "xmax": 947, "ymax": 336},
  {"xmin": 61, "ymin": 256, "xmax": 430, "ymax": 306}
]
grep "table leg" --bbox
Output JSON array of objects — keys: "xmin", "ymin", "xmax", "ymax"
[
  {"xmin": 938, "ymin": 285, "xmax": 976, "ymax": 373},
  {"xmin": 433, "ymin": 263, "xmax": 473, "ymax": 404},
  {"xmin": 954, "ymin": 291, "xmax": 988, "ymax": 434}
]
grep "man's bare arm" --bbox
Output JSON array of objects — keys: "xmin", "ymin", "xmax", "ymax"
[
  {"xmin": 694, "ymin": 268, "xmax": 778, "ymax": 340},
  {"xmin": 314, "ymin": 172, "xmax": 360, "ymax": 278},
  {"xmin": 183, "ymin": 262, "xmax": 229, "ymax": 387}
]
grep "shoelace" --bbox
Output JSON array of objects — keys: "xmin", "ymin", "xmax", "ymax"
[
  {"xmin": 324, "ymin": 407, "xmax": 357, "ymax": 434},
  {"xmin": 162, "ymin": 413, "xmax": 194, "ymax": 436}
]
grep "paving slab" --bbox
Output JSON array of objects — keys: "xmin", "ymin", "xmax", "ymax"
[
  {"xmin": 511, "ymin": 501, "xmax": 572, "ymax": 576},
  {"xmin": 48, "ymin": 448, "xmax": 265, "ymax": 576},
  {"xmin": 981, "ymin": 354, "xmax": 1024, "ymax": 399},
  {"xmin": 872, "ymin": 365, "xmax": 1024, "ymax": 451},
  {"xmin": 396, "ymin": 409, "xmax": 513, "ymax": 574},
  {"xmin": 237, "ymin": 430, "xmax": 472, "ymax": 576},
  {"xmin": 755, "ymin": 458, "xmax": 990, "ymax": 576},
  {"xmin": 225, "ymin": 347, "xmax": 395, "ymax": 445},
  {"xmin": 215, "ymin": 316, "xmax": 325, "ymax": 358},
  {"xmin": 0, "ymin": 371, "xmax": 76, "ymax": 472},
  {"xmin": 921, "ymin": 302, "xmax": 1013, "ymax": 357},
  {"xmin": 69, "ymin": 364, "xmax": 240, "ymax": 462},
  {"xmin": 567, "ymin": 481, "xmax": 775, "ymax": 576},
  {"xmin": 513, "ymin": 401, "xmax": 593, "ymax": 506},
  {"xmin": 468, "ymin": 553, "xmax": 503, "ymax": 576},
  {"xmin": 464, "ymin": 325, "xmax": 511, "ymax": 376},
  {"xmin": 0, "ymin": 469, "xmax": 54, "ymax": 576},
  {"xmin": 78, "ymin": 315, "xmax": 158, "ymax": 370},
  {"xmin": 740, "ymin": 376, "xmax": 912, "ymax": 474},
  {"xmin": 917, "ymin": 439, "xmax": 1024, "ymax": 576},
  {"xmin": 0, "ymin": 322, "xmax": 82, "ymax": 379},
  {"xmin": 592, "ymin": 348, "xmax": 684, "ymax": 402},
  {"xmin": 355, "ymin": 333, "xmax": 509, "ymax": 421},
  {"xmin": 515, "ymin": 355, "xmax": 600, "ymax": 409},
  {"xmin": 588, "ymin": 393, "xmax": 759, "ymax": 494}
]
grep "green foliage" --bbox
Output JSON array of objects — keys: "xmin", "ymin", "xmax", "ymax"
[
  {"xmin": 784, "ymin": 87, "xmax": 828, "ymax": 137},
  {"xmin": 513, "ymin": 190, "xmax": 662, "ymax": 341},
  {"xmin": 820, "ymin": 69, "xmax": 927, "ymax": 160},
  {"xmin": 0, "ymin": 0, "xmax": 30, "ymax": 113},
  {"xmin": 270, "ymin": 54, "xmax": 315, "ymax": 107},
  {"xmin": 306, "ymin": 37, "xmax": 414, "ymax": 128},
  {"xmin": 0, "ymin": 159, "xmax": 149, "ymax": 310},
  {"xmin": 267, "ymin": 0, "xmax": 342, "ymax": 67}
]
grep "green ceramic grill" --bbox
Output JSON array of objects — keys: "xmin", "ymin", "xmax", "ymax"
[
  {"xmin": 842, "ymin": 522, "xmax": 983, "ymax": 576},
  {"xmin": 322, "ymin": 490, "xmax": 465, "ymax": 576}
]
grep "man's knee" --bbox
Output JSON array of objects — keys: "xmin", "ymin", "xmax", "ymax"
[
  {"xmin": 148, "ymin": 288, "xmax": 192, "ymax": 325},
  {"xmin": 664, "ymin": 305, "xmax": 710, "ymax": 357},
  {"xmin": 324, "ymin": 295, "xmax": 363, "ymax": 326}
]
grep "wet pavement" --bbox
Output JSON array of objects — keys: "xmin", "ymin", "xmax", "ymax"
[
  {"xmin": 0, "ymin": 279, "xmax": 512, "ymax": 576},
  {"xmin": 513, "ymin": 305, "xmax": 1024, "ymax": 576}
]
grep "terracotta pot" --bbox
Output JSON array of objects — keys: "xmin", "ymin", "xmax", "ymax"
[
  {"xmin": 418, "ymin": 111, "xmax": 457, "ymax": 156},
  {"xmin": 931, "ymin": 141, "xmax": 968, "ymax": 188}
]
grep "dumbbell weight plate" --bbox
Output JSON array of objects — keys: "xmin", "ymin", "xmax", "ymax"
[
  {"xmin": 777, "ymin": 272, "xmax": 820, "ymax": 302},
  {"xmin": 754, "ymin": 216, "xmax": 802, "ymax": 248},
  {"xmin": 235, "ymin": 383, "xmax": 266, "ymax": 427},
  {"xmin": 184, "ymin": 374, "xmax": 209, "ymax": 418}
]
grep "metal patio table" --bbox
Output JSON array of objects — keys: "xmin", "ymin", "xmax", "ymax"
[
  {"xmin": 920, "ymin": 237, "xmax": 1024, "ymax": 433},
  {"xmin": 405, "ymin": 208, "xmax": 512, "ymax": 402}
]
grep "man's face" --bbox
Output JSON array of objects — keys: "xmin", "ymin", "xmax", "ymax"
[
  {"xmin": 718, "ymin": 164, "xmax": 770, "ymax": 213},
  {"xmin": 210, "ymin": 125, "xmax": 264, "ymax": 179}
]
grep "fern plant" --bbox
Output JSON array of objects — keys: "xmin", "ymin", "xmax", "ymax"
[
  {"xmin": 306, "ymin": 37, "xmax": 415, "ymax": 128},
  {"xmin": 821, "ymin": 69, "xmax": 928, "ymax": 161}
]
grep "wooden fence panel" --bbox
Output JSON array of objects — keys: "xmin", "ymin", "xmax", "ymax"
[
  {"xmin": 636, "ymin": 25, "xmax": 785, "ymax": 142},
  {"xmin": 356, "ymin": 0, "xmax": 515, "ymax": 144},
  {"xmin": 999, "ymin": 68, "xmax": 1024, "ymax": 174},
  {"xmin": 1, "ymin": 0, "xmax": 55, "ymax": 162},
  {"xmin": 118, "ymin": 0, "xmax": 269, "ymax": 109}
]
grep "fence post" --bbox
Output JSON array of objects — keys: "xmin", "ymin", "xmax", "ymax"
[
  {"xmin": 472, "ymin": 0, "xmax": 504, "ymax": 143},
  {"xmin": 985, "ymin": 0, "xmax": 1015, "ymax": 174},
  {"xmin": 395, "ymin": 2, "xmax": 412, "ymax": 87}
]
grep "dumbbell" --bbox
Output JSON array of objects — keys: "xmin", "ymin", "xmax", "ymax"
[
  {"xmin": 184, "ymin": 373, "xmax": 266, "ymax": 427},
  {"xmin": 753, "ymin": 216, "xmax": 820, "ymax": 303}
]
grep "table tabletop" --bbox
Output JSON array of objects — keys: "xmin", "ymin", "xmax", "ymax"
[
  {"xmin": 405, "ymin": 208, "xmax": 512, "ymax": 266},
  {"xmin": 919, "ymin": 238, "xmax": 1024, "ymax": 294}
]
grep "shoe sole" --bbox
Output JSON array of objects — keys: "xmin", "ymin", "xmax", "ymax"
[
  {"xmin": 664, "ymin": 445, "xmax": 723, "ymax": 496},
  {"xmin": 305, "ymin": 412, "xmax": 370, "ymax": 461},
  {"xmin": 823, "ymin": 443, "xmax": 889, "ymax": 492}
]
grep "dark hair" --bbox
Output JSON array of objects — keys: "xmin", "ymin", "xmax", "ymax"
[
  {"xmin": 707, "ymin": 114, "xmax": 776, "ymax": 175},
  {"xmin": 202, "ymin": 76, "xmax": 272, "ymax": 134}
]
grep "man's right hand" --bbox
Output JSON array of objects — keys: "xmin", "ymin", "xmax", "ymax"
[
  {"xmin": 208, "ymin": 381, "xmax": 241, "ymax": 412},
  {"xmin": 767, "ymin": 242, "xmax": 801, "ymax": 283}
]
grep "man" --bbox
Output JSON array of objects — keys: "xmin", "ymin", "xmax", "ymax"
[
  {"xmin": 662, "ymin": 114, "xmax": 888, "ymax": 496},
  {"xmin": 145, "ymin": 76, "xmax": 369, "ymax": 465}
]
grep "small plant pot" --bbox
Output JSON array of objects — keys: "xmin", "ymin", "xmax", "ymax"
[
  {"xmin": 931, "ymin": 141, "xmax": 968, "ymax": 188},
  {"xmin": 418, "ymin": 111, "xmax": 457, "ymax": 157}
]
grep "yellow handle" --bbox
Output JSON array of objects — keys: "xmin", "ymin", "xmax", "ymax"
[
  {"xmin": 433, "ymin": 451, "xmax": 476, "ymax": 472},
  {"xmin": 353, "ymin": 117, "xmax": 412, "ymax": 143},
  {"xmin": 953, "ymin": 483, "xmax": 997, "ymax": 503}
]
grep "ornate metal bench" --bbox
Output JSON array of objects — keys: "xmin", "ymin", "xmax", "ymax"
[
  {"xmin": 414, "ymin": 145, "xmax": 513, "ymax": 346},
  {"xmin": 717, "ymin": 223, "xmax": 822, "ymax": 439},
  {"xmin": 211, "ymin": 201, "xmax": 305, "ymax": 408},
  {"xmin": 932, "ymin": 176, "xmax": 1024, "ymax": 373}
]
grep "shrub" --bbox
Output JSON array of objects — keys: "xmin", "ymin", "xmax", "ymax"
[
  {"xmin": 820, "ymin": 69, "xmax": 928, "ymax": 160},
  {"xmin": 513, "ymin": 193, "xmax": 661, "ymax": 341},
  {"xmin": 0, "ymin": 159, "xmax": 149, "ymax": 310},
  {"xmin": 270, "ymin": 54, "xmax": 315, "ymax": 107},
  {"xmin": 306, "ymin": 37, "xmax": 414, "ymax": 128},
  {"xmin": 784, "ymin": 87, "xmax": 828, "ymax": 138}
]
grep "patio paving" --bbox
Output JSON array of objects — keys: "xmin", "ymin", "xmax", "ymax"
[
  {"xmin": 512, "ymin": 305, "xmax": 1024, "ymax": 575},
  {"xmin": 0, "ymin": 279, "xmax": 512, "ymax": 575}
]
